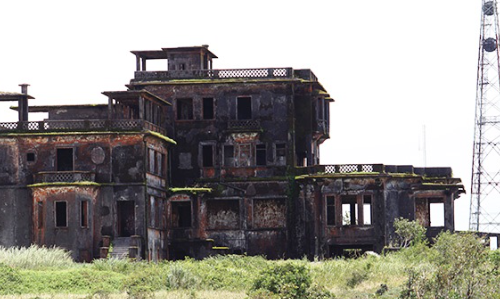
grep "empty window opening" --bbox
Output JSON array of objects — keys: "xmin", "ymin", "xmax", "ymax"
[
  {"xmin": 176, "ymin": 98, "xmax": 193, "ymax": 120},
  {"xmin": 55, "ymin": 201, "xmax": 67, "ymax": 228},
  {"xmin": 202, "ymin": 145, "xmax": 214, "ymax": 167},
  {"xmin": 326, "ymin": 196, "xmax": 335, "ymax": 226},
  {"xmin": 203, "ymin": 98, "xmax": 214, "ymax": 119},
  {"xmin": 27, "ymin": 152, "xmax": 36, "ymax": 163},
  {"xmin": 179, "ymin": 63, "xmax": 186, "ymax": 70},
  {"xmin": 491, "ymin": 236, "xmax": 498, "ymax": 250},
  {"xmin": 415, "ymin": 197, "xmax": 444, "ymax": 227},
  {"xmin": 430, "ymin": 202, "xmax": 444, "ymax": 227},
  {"xmin": 256, "ymin": 144, "xmax": 266, "ymax": 166},
  {"xmin": 224, "ymin": 145, "xmax": 235, "ymax": 167},
  {"xmin": 275, "ymin": 143, "xmax": 286, "ymax": 166},
  {"xmin": 237, "ymin": 96, "xmax": 252, "ymax": 120},
  {"xmin": 37, "ymin": 202, "xmax": 44, "ymax": 229},
  {"xmin": 80, "ymin": 201, "xmax": 89, "ymax": 228},
  {"xmin": 57, "ymin": 148, "xmax": 73, "ymax": 171},
  {"xmin": 342, "ymin": 196, "xmax": 358, "ymax": 226},
  {"xmin": 172, "ymin": 202, "xmax": 192, "ymax": 228},
  {"xmin": 363, "ymin": 195, "xmax": 372, "ymax": 225}
]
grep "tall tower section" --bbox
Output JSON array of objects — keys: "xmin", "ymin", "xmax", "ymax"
[{"xmin": 470, "ymin": 0, "xmax": 500, "ymax": 232}]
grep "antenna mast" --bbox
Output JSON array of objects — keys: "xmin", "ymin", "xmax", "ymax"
[{"xmin": 470, "ymin": 0, "xmax": 500, "ymax": 232}]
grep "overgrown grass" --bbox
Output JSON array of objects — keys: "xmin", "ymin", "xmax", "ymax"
[
  {"xmin": 0, "ymin": 243, "xmax": 491, "ymax": 299},
  {"xmin": 0, "ymin": 245, "xmax": 74, "ymax": 270}
]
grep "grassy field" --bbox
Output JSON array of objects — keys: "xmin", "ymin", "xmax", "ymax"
[{"xmin": 0, "ymin": 232, "xmax": 498, "ymax": 299}]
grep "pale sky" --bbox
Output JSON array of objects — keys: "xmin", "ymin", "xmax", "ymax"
[{"xmin": 0, "ymin": 0, "xmax": 482, "ymax": 230}]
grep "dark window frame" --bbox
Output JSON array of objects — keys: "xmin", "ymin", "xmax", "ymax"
[
  {"xmin": 56, "ymin": 148, "xmax": 74, "ymax": 171},
  {"xmin": 200, "ymin": 143, "xmax": 216, "ymax": 168},
  {"xmin": 176, "ymin": 98, "xmax": 194, "ymax": 120},
  {"xmin": 237, "ymin": 96, "xmax": 252, "ymax": 120},
  {"xmin": 202, "ymin": 97, "xmax": 215, "ymax": 120},
  {"xmin": 55, "ymin": 201, "xmax": 68, "ymax": 228},
  {"xmin": 80, "ymin": 200, "xmax": 89, "ymax": 228},
  {"xmin": 256, "ymin": 144, "xmax": 267, "ymax": 166}
]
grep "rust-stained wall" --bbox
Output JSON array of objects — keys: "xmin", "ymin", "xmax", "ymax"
[
  {"xmin": 31, "ymin": 185, "xmax": 98, "ymax": 262},
  {"xmin": 297, "ymin": 169, "xmax": 461, "ymax": 258},
  {"xmin": 0, "ymin": 131, "xmax": 171, "ymax": 260}
]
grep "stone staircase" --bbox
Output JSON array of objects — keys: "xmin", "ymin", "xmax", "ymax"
[{"xmin": 110, "ymin": 237, "xmax": 130, "ymax": 259}]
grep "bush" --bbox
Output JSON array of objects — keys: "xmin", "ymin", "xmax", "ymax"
[
  {"xmin": 393, "ymin": 218, "xmax": 427, "ymax": 248},
  {"xmin": 167, "ymin": 264, "xmax": 199, "ymax": 290},
  {"xmin": 399, "ymin": 231, "xmax": 500, "ymax": 299},
  {"xmin": 250, "ymin": 261, "xmax": 311, "ymax": 299}
]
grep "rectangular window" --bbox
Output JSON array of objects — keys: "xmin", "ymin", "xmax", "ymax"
[
  {"xmin": 176, "ymin": 98, "xmax": 193, "ymax": 120},
  {"xmin": 275, "ymin": 143, "xmax": 286, "ymax": 166},
  {"xmin": 224, "ymin": 145, "xmax": 235, "ymax": 167},
  {"xmin": 202, "ymin": 145, "xmax": 214, "ymax": 167},
  {"xmin": 55, "ymin": 201, "xmax": 67, "ymax": 228},
  {"xmin": 203, "ymin": 98, "xmax": 214, "ymax": 120},
  {"xmin": 256, "ymin": 144, "xmax": 266, "ymax": 166},
  {"xmin": 342, "ymin": 196, "xmax": 358, "ymax": 226},
  {"xmin": 150, "ymin": 196, "xmax": 155, "ymax": 227},
  {"xmin": 430, "ymin": 200, "xmax": 444, "ymax": 227},
  {"xmin": 80, "ymin": 201, "xmax": 89, "ymax": 228},
  {"xmin": 237, "ymin": 96, "xmax": 252, "ymax": 120},
  {"xmin": 363, "ymin": 195, "xmax": 372, "ymax": 225},
  {"xmin": 57, "ymin": 148, "xmax": 73, "ymax": 171},
  {"xmin": 37, "ymin": 202, "xmax": 44, "ymax": 229},
  {"xmin": 149, "ymin": 148, "xmax": 156, "ymax": 174},
  {"xmin": 326, "ymin": 196, "xmax": 335, "ymax": 226},
  {"xmin": 27, "ymin": 152, "xmax": 36, "ymax": 163}
]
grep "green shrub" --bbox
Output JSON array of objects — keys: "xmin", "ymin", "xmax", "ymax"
[
  {"xmin": 399, "ymin": 231, "xmax": 500, "ymax": 299},
  {"xmin": 167, "ymin": 264, "xmax": 200, "ymax": 290},
  {"xmin": 250, "ymin": 261, "xmax": 312, "ymax": 299},
  {"xmin": 0, "ymin": 262, "xmax": 22, "ymax": 294},
  {"xmin": 393, "ymin": 218, "xmax": 427, "ymax": 248}
]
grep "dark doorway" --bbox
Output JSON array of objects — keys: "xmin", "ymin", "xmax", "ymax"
[
  {"xmin": 118, "ymin": 201, "xmax": 135, "ymax": 237},
  {"xmin": 57, "ymin": 148, "xmax": 74, "ymax": 171},
  {"xmin": 172, "ymin": 202, "xmax": 192, "ymax": 228}
]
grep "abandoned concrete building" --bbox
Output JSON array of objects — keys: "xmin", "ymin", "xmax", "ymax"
[{"xmin": 0, "ymin": 46, "xmax": 464, "ymax": 261}]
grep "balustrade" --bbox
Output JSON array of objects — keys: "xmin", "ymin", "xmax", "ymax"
[
  {"xmin": 133, "ymin": 67, "xmax": 294, "ymax": 81},
  {"xmin": 0, "ymin": 119, "xmax": 166, "ymax": 135},
  {"xmin": 34, "ymin": 171, "xmax": 96, "ymax": 183}
]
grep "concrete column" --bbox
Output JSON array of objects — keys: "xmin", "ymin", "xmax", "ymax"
[{"xmin": 18, "ymin": 83, "xmax": 29, "ymax": 122}]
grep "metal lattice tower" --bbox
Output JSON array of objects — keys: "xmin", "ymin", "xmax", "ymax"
[{"xmin": 470, "ymin": 0, "xmax": 500, "ymax": 232}]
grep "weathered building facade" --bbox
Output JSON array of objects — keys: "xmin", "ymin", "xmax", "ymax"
[{"xmin": 0, "ymin": 46, "xmax": 464, "ymax": 261}]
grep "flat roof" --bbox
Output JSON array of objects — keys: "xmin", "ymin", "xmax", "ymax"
[
  {"xmin": 131, "ymin": 46, "xmax": 218, "ymax": 60},
  {"xmin": 102, "ymin": 90, "xmax": 171, "ymax": 106},
  {"xmin": 0, "ymin": 92, "xmax": 34, "ymax": 101}
]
